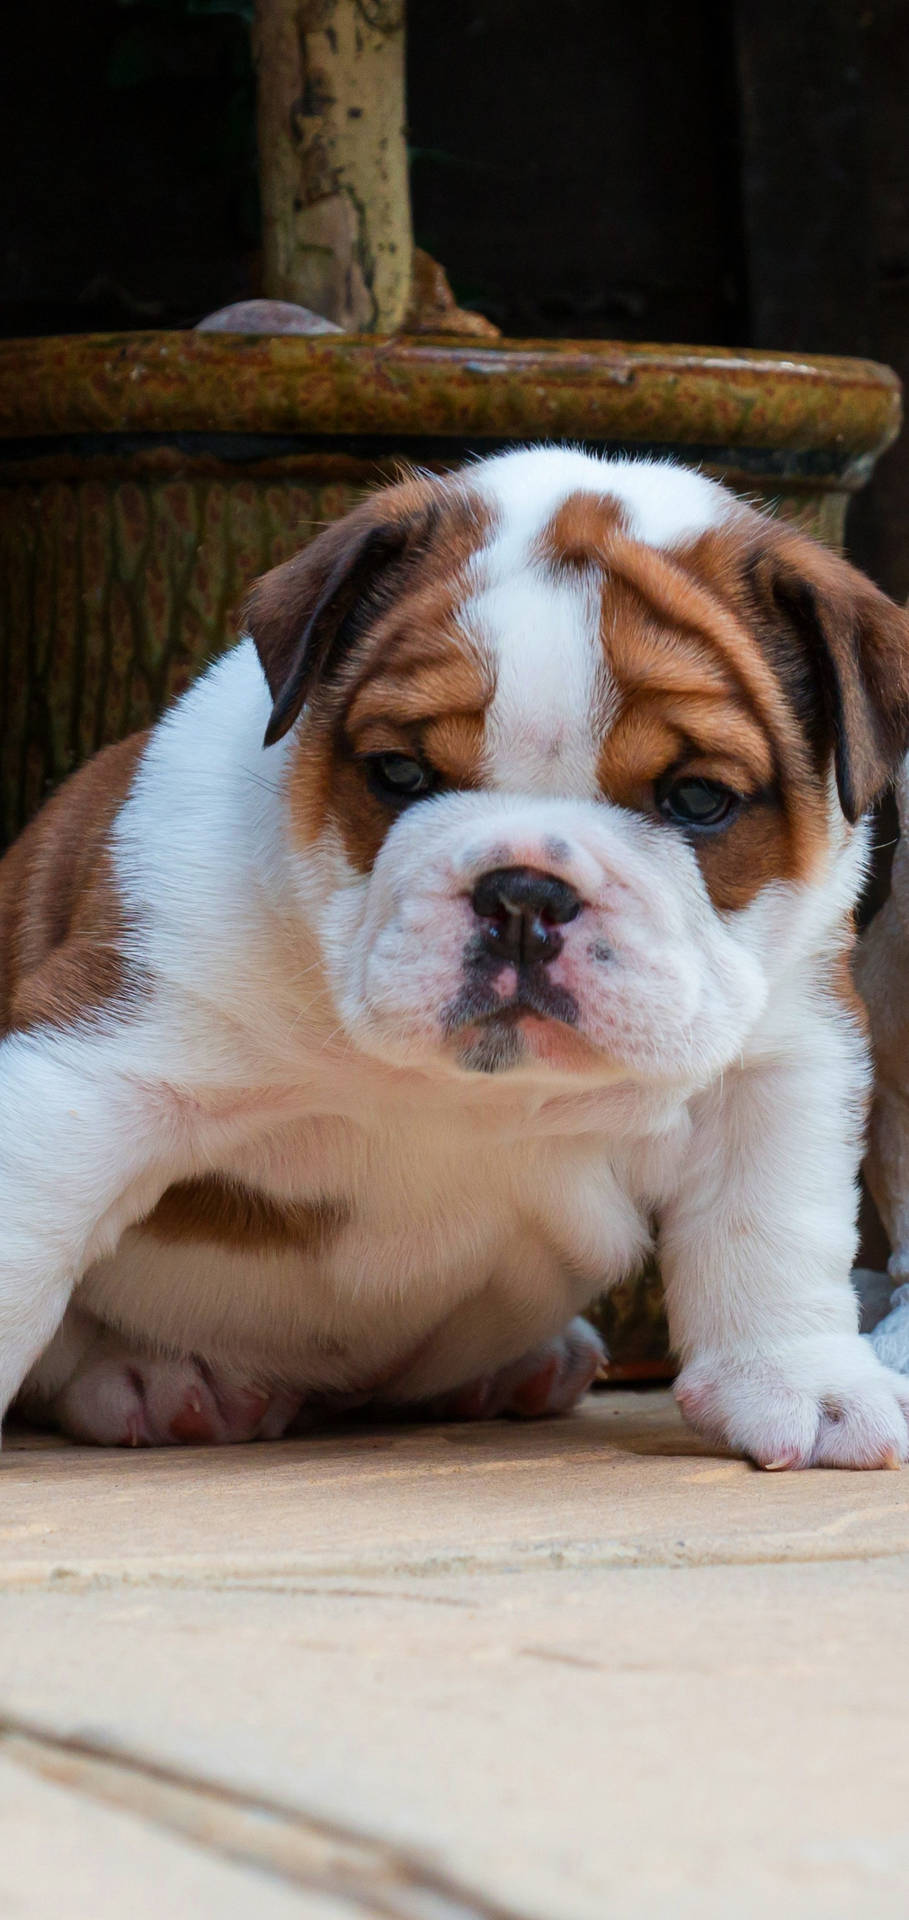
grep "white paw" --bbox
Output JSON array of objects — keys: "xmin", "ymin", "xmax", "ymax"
[
  {"xmin": 675, "ymin": 1333, "xmax": 909, "ymax": 1470},
  {"xmin": 51, "ymin": 1351, "xmax": 301, "ymax": 1447},
  {"xmin": 425, "ymin": 1316, "xmax": 605, "ymax": 1421}
]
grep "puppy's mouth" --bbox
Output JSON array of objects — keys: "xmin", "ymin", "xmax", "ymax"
[
  {"xmin": 443, "ymin": 973, "xmax": 579, "ymax": 1036},
  {"xmin": 442, "ymin": 971, "xmax": 581, "ymax": 1074}
]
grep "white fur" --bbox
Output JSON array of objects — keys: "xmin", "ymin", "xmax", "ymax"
[
  {"xmin": 470, "ymin": 447, "xmax": 733, "ymax": 552},
  {"xmin": 3, "ymin": 447, "xmax": 908, "ymax": 1464},
  {"xmin": 470, "ymin": 571, "xmax": 612, "ymax": 797}
]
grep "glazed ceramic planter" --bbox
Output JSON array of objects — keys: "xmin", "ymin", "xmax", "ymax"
[
  {"xmin": 0, "ymin": 329, "xmax": 901, "ymax": 1375},
  {"xmin": 1, "ymin": 330, "xmax": 901, "ymax": 848}
]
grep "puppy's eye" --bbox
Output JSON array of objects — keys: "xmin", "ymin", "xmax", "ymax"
[
  {"xmin": 657, "ymin": 776, "xmax": 740, "ymax": 830},
  {"xmin": 366, "ymin": 753, "xmax": 436, "ymax": 804}
]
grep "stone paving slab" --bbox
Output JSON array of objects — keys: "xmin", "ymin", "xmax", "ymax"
[
  {"xmin": 3, "ymin": 1393, "xmax": 909, "ymax": 1586},
  {"xmin": 3, "ymin": 1559, "xmax": 909, "ymax": 1919},
  {"xmin": 0, "ymin": 1748, "xmax": 348, "ymax": 1919},
  {"xmin": 3, "ymin": 1391, "xmax": 909, "ymax": 1919}
]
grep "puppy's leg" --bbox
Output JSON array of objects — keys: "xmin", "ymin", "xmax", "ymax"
[
  {"xmin": 20, "ymin": 1315, "xmax": 301, "ymax": 1446},
  {"xmin": 661, "ymin": 1026, "xmax": 909, "ymax": 1470},
  {"xmin": 376, "ymin": 1243, "xmax": 605, "ymax": 1421},
  {"xmin": 419, "ymin": 1316, "xmax": 604, "ymax": 1420},
  {"xmin": 0, "ymin": 1031, "xmax": 183, "ymax": 1429},
  {"xmin": 22, "ymin": 1292, "xmax": 602, "ymax": 1441}
]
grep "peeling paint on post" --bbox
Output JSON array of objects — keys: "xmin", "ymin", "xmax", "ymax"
[{"xmin": 253, "ymin": 0, "xmax": 412, "ymax": 331}]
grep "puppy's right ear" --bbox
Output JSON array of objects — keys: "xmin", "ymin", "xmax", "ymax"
[
  {"xmin": 244, "ymin": 496, "xmax": 433, "ymax": 748},
  {"xmin": 743, "ymin": 529, "xmax": 909, "ymax": 823}
]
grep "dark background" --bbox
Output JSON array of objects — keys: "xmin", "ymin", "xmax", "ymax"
[{"xmin": 2, "ymin": 0, "xmax": 909, "ymax": 595}]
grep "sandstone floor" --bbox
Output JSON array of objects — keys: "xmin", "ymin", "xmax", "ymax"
[{"xmin": 2, "ymin": 1389, "xmax": 907, "ymax": 1919}]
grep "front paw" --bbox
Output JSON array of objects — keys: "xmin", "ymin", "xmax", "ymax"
[{"xmin": 675, "ymin": 1334, "xmax": 909, "ymax": 1469}]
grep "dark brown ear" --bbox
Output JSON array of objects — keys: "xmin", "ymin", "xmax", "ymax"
[
  {"xmin": 244, "ymin": 494, "xmax": 435, "ymax": 748},
  {"xmin": 748, "ymin": 533, "xmax": 909, "ymax": 823}
]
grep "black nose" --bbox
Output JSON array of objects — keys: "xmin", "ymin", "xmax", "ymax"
[{"xmin": 470, "ymin": 866, "xmax": 583, "ymax": 966}]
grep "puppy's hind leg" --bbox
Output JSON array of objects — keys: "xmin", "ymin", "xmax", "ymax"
[
  {"xmin": 19, "ymin": 1310, "xmax": 302, "ymax": 1447},
  {"xmin": 376, "ymin": 1249, "xmax": 606, "ymax": 1423},
  {"xmin": 421, "ymin": 1316, "xmax": 605, "ymax": 1421}
]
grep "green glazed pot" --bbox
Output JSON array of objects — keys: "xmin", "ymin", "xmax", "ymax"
[{"xmin": 0, "ymin": 329, "xmax": 901, "ymax": 1376}]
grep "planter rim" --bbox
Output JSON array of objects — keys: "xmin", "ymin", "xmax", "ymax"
[{"xmin": 0, "ymin": 330, "xmax": 901, "ymax": 463}]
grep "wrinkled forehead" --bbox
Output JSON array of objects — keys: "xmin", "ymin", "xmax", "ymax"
[
  {"xmin": 470, "ymin": 447, "xmax": 730, "ymax": 555},
  {"xmin": 460, "ymin": 453, "xmax": 738, "ymax": 791}
]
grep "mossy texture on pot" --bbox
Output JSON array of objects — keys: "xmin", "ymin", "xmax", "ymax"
[{"xmin": 0, "ymin": 328, "xmax": 900, "ymax": 1375}]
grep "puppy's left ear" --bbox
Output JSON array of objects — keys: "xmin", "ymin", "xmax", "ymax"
[
  {"xmin": 244, "ymin": 494, "xmax": 433, "ymax": 748},
  {"xmin": 755, "ymin": 533, "xmax": 909, "ymax": 823}
]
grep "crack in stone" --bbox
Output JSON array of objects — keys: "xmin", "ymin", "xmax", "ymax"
[
  {"xmin": 0, "ymin": 1717, "xmax": 529, "ymax": 1920},
  {"xmin": 1, "ymin": 1528, "xmax": 909, "ymax": 1597}
]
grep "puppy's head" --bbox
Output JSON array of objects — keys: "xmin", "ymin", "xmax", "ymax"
[{"xmin": 245, "ymin": 450, "xmax": 909, "ymax": 1088}]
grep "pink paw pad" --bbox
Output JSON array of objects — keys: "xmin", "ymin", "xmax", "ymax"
[
  {"xmin": 55, "ymin": 1353, "xmax": 299, "ymax": 1447},
  {"xmin": 433, "ymin": 1317, "xmax": 605, "ymax": 1423}
]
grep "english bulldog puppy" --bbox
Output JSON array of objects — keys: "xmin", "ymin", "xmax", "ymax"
[{"xmin": 3, "ymin": 448, "xmax": 909, "ymax": 1466}]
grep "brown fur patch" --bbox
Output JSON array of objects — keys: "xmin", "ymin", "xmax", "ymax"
[
  {"xmin": 0, "ymin": 734, "xmax": 149, "ymax": 1036},
  {"xmin": 543, "ymin": 494, "xmax": 830, "ymax": 910},
  {"xmin": 283, "ymin": 482, "xmax": 494, "ymax": 874},
  {"xmin": 144, "ymin": 1177, "xmax": 349, "ymax": 1253},
  {"xmin": 682, "ymin": 515, "xmax": 909, "ymax": 821},
  {"xmin": 247, "ymin": 473, "xmax": 449, "ymax": 732}
]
